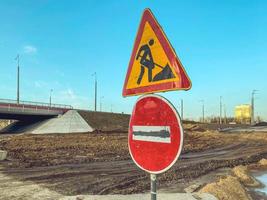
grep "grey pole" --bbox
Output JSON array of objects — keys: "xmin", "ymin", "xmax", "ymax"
[
  {"xmin": 91, "ymin": 72, "xmax": 97, "ymax": 111},
  {"xmin": 181, "ymin": 99, "xmax": 183, "ymax": 121},
  {"xmin": 203, "ymin": 102, "xmax": 205, "ymax": 123},
  {"xmin": 224, "ymin": 104, "xmax": 227, "ymax": 124},
  {"xmin": 95, "ymin": 78, "xmax": 97, "ymax": 111},
  {"xmin": 100, "ymin": 96, "xmax": 104, "ymax": 112},
  {"xmin": 49, "ymin": 89, "xmax": 53, "ymax": 107},
  {"xmin": 251, "ymin": 90, "xmax": 257, "ymax": 125},
  {"xmin": 219, "ymin": 96, "xmax": 222, "ymax": 125},
  {"xmin": 95, "ymin": 74, "xmax": 97, "ymax": 112},
  {"xmin": 151, "ymin": 174, "xmax": 157, "ymax": 200},
  {"xmin": 199, "ymin": 100, "xmax": 204, "ymax": 123},
  {"xmin": 15, "ymin": 54, "xmax": 20, "ymax": 104}
]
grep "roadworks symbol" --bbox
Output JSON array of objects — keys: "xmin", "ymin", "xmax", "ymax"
[
  {"xmin": 122, "ymin": 9, "xmax": 191, "ymax": 97},
  {"xmin": 126, "ymin": 21, "xmax": 179, "ymax": 89},
  {"xmin": 135, "ymin": 38, "xmax": 175, "ymax": 85}
]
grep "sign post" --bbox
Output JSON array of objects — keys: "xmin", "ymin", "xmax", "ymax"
[{"xmin": 151, "ymin": 174, "xmax": 157, "ymax": 200}]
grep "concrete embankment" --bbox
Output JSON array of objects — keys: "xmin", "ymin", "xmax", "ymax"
[
  {"xmin": 32, "ymin": 110, "xmax": 93, "ymax": 134},
  {"xmin": 0, "ymin": 110, "xmax": 130, "ymax": 134},
  {"xmin": 78, "ymin": 110, "xmax": 130, "ymax": 132}
]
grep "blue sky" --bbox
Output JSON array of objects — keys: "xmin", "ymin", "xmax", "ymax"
[{"xmin": 0, "ymin": 0, "xmax": 266, "ymax": 120}]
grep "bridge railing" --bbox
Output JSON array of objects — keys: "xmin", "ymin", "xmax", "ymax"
[{"xmin": 0, "ymin": 99, "xmax": 73, "ymax": 114}]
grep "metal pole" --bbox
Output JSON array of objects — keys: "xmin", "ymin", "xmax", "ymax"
[
  {"xmin": 199, "ymin": 100, "xmax": 204, "ymax": 123},
  {"xmin": 251, "ymin": 90, "xmax": 257, "ymax": 125},
  {"xmin": 91, "ymin": 72, "xmax": 97, "ymax": 111},
  {"xmin": 202, "ymin": 103, "xmax": 205, "ymax": 123},
  {"xmin": 16, "ymin": 54, "xmax": 20, "ymax": 104},
  {"xmin": 181, "ymin": 99, "xmax": 183, "ymax": 121},
  {"xmin": 100, "ymin": 96, "xmax": 104, "ymax": 112},
  {"xmin": 250, "ymin": 92, "xmax": 254, "ymax": 125},
  {"xmin": 219, "ymin": 96, "xmax": 222, "ymax": 125},
  {"xmin": 224, "ymin": 104, "xmax": 227, "ymax": 124},
  {"xmin": 49, "ymin": 89, "xmax": 53, "ymax": 107},
  {"xmin": 95, "ymin": 76, "xmax": 97, "ymax": 111},
  {"xmin": 150, "ymin": 174, "xmax": 157, "ymax": 200}
]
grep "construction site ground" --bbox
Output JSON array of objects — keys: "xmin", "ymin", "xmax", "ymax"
[{"xmin": 0, "ymin": 123, "xmax": 267, "ymax": 199}]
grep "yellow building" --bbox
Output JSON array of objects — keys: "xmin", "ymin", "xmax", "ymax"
[{"xmin": 235, "ymin": 104, "xmax": 251, "ymax": 124}]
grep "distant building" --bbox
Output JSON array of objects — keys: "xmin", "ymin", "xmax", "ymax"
[{"xmin": 235, "ymin": 104, "xmax": 251, "ymax": 124}]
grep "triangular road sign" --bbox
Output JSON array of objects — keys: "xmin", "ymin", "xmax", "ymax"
[{"xmin": 122, "ymin": 8, "xmax": 191, "ymax": 97}]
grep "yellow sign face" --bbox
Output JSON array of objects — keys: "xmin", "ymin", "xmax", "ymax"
[{"xmin": 126, "ymin": 22, "xmax": 179, "ymax": 89}]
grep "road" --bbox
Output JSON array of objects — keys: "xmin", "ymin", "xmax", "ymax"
[{"xmin": 1, "ymin": 134, "xmax": 266, "ymax": 196}]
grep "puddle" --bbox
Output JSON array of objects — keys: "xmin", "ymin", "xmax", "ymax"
[{"xmin": 255, "ymin": 173, "xmax": 267, "ymax": 195}]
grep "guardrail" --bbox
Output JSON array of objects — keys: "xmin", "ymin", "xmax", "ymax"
[{"xmin": 0, "ymin": 98, "xmax": 73, "ymax": 112}]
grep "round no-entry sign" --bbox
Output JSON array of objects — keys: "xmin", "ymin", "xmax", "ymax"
[{"xmin": 128, "ymin": 94, "xmax": 183, "ymax": 174}]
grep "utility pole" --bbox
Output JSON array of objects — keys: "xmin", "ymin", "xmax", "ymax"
[
  {"xmin": 49, "ymin": 89, "xmax": 53, "ymax": 107},
  {"xmin": 219, "ymin": 96, "xmax": 222, "ymax": 125},
  {"xmin": 100, "ymin": 96, "xmax": 104, "ymax": 112},
  {"xmin": 199, "ymin": 100, "xmax": 204, "ymax": 123},
  {"xmin": 251, "ymin": 90, "xmax": 257, "ymax": 125},
  {"xmin": 224, "ymin": 104, "xmax": 227, "ymax": 124},
  {"xmin": 15, "ymin": 54, "xmax": 20, "ymax": 104},
  {"xmin": 180, "ymin": 99, "xmax": 183, "ymax": 121},
  {"xmin": 111, "ymin": 104, "xmax": 113, "ymax": 113},
  {"xmin": 92, "ymin": 72, "xmax": 97, "ymax": 111},
  {"xmin": 202, "ymin": 101, "xmax": 205, "ymax": 123}
]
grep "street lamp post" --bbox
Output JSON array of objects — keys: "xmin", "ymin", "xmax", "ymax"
[
  {"xmin": 219, "ymin": 96, "xmax": 222, "ymax": 125},
  {"xmin": 251, "ymin": 90, "xmax": 258, "ymax": 125},
  {"xmin": 199, "ymin": 100, "xmax": 205, "ymax": 123},
  {"xmin": 180, "ymin": 99, "xmax": 183, "ymax": 121},
  {"xmin": 92, "ymin": 72, "xmax": 97, "ymax": 111},
  {"xmin": 15, "ymin": 54, "xmax": 20, "ymax": 104},
  {"xmin": 224, "ymin": 104, "xmax": 227, "ymax": 124},
  {"xmin": 49, "ymin": 89, "xmax": 53, "ymax": 107},
  {"xmin": 100, "ymin": 96, "xmax": 104, "ymax": 112}
]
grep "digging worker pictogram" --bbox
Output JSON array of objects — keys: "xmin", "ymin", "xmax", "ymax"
[
  {"xmin": 135, "ymin": 38, "xmax": 175, "ymax": 85},
  {"xmin": 135, "ymin": 39, "xmax": 155, "ymax": 85}
]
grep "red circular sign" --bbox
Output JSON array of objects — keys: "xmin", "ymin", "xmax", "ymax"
[{"xmin": 128, "ymin": 94, "xmax": 183, "ymax": 174}]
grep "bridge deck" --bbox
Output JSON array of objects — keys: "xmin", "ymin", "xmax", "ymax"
[{"xmin": 0, "ymin": 99, "xmax": 72, "ymax": 120}]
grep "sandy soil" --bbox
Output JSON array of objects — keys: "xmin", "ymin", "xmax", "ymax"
[
  {"xmin": 0, "ymin": 120, "xmax": 9, "ymax": 129},
  {"xmin": 199, "ymin": 159, "xmax": 267, "ymax": 200},
  {"xmin": 0, "ymin": 126, "xmax": 267, "ymax": 198}
]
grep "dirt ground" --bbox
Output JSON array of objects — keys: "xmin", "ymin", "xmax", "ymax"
[
  {"xmin": 0, "ymin": 120, "xmax": 9, "ymax": 129},
  {"xmin": 0, "ymin": 124, "xmax": 267, "ymax": 197}
]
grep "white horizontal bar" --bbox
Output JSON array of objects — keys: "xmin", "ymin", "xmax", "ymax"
[
  {"xmin": 133, "ymin": 126, "xmax": 170, "ymax": 132},
  {"xmin": 132, "ymin": 125, "xmax": 171, "ymax": 143},
  {"xmin": 133, "ymin": 135, "xmax": 171, "ymax": 143}
]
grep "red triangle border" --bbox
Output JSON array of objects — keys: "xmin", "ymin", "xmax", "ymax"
[{"xmin": 122, "ymin": 8, "xmax": 191, "ymax": 97}]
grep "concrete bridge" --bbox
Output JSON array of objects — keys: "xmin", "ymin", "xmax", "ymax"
[
  {"xmin": 0, "ymin": 99, "xmax": 72, "ymax": 121},
  {"xmin": 0, "ymin": 99, "xmax": 129, "ymax": 134}
]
